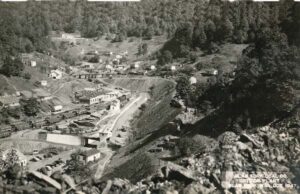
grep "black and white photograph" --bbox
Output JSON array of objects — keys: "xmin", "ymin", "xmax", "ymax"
[{"xmin": 0, "ymin": 0, "xmax": 299, "ymax": 193}]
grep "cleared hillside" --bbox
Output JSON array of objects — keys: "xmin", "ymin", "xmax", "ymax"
[{"xmin": 103, "ymin": 77, "xmax": 174, "ymax": 92}]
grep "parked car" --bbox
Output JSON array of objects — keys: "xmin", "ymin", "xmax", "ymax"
[
  {"xmin": 36, "ymin": 156, "xmax": 43, "ymax": 160},
  {"xmin": 50, "ymin": 151, "xmax": 58, "ymax": 155},
  {"xmin": 30, "ymin": 158, "xmax": 38, "ymax": 162},
  {"xmin": 32, "ymin": 150, "xmax": 39, "ymax": 155},
  {"xmin": 45, "ymin": 166, "xmax": 52, "ymax": 171}
]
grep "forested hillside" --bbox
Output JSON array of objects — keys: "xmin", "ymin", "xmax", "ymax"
[
  {"xmin": 1, "ymin": 0, "xmax": 299, "ymax": 54},
  {"xmin": 0, "ymin": 0, "xmax": 299, "ymax": 130}
]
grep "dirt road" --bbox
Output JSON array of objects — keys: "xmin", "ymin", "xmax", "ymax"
[
  {"xmin": 93, "ymin": 93, "xmax": 148, "ymax": 178},
  {"xmin": 109, "ymin": 93, "xmax": 148, "ymax": 145},
  {"xmin": 94, "ymin": 148, "xmax": 114, "ymax": 179}
]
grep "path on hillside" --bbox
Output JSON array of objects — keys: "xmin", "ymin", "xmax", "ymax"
[
  {"xmin": 2, "ymin": 75, "xmax": 17, "ymax": 92},
  {"xmin": 51, "ymin": 81, "xmax": 70, "ymax": 96},
  {"xmin": 94, "ymin": 148, "xmax": 114, "ymax": 179}
]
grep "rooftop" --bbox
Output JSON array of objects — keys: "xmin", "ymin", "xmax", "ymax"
[
  {"xmin": 79, "ymin": 149, "xmax": 100, "ymax": 157},
  {"xmin": 77, "ymin": 89, "xmax": 109, "ymax": 100},
  {"xmin": 29, "ymin": 171, "xmax": 62, "ymax": 190}
]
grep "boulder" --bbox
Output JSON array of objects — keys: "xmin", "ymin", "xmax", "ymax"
[
  {"xmin": 218, "ymin": 132, "xmax": 238, "ymax": 147},
  {"xmin": 183, "ymin": 182, "xmax": 214, "ymax": 194},
  {"xmin": 161, "ymin": 162, "xmax": 196, "ymax": 184},
  {"xmin": 235, "ymin": 141, "xmax": 249, "ymax": 151},
  {"xmin": 240, "ymin": 133, "xmax": 263, "ymax": 148}
]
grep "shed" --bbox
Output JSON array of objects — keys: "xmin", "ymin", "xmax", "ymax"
[
  {"xmin": 41, "ymin": 80, "xmax": 48, "ymax": 86},
  {"xmin": 31, "ymin": 61, "xmax": 37, "ymax": 67},
  {"xmin": 79, "ymin": 149, "xmax": 101, "ymax": 164},
  {"xmin": 150, "ymin": 65, "xmax": 156, "ymax": 70},
  {"xmin": 189, "ymin": 76, "xmax": 197, "ymax": 85}
]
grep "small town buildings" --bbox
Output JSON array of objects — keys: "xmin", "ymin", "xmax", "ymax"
[
  {"xmin": 134, "ymin": 61, "xmax": 141, "ymax": 69},
  {"xmin": 112, "ymin": 58, "xmax": 120, "ymax": 65},
  {"xmin": 106, "ymin": 64, "xmax": 113, "ymax": 70},
  {"xmin": 61, "ymin": 33, "xmax": 80, "ymax": 39},
  {"xmin": 99, "ymin": 132, "xmax": 109, "ymax": 142},
  {"xmin": 75, "ymin": 89, "xmax": 109, "ymax": 105},
  {"xmin": 150, "ymin": 65, "xmax": 156, "ymax": 70},
  {"xmin": 38, "ymin": 131, "xmax": 47, "ymax": 140},
  {"xmin": 208, "ymin": 69, "xmax": 218, "ymax": 75},
  {"xmin": 101, "ymin": 91, "xmax": 120, "ymax": 102},
  {"xmin": 189, "ymin": 76, "xmax": 197, "ymax": 85},
  {"xmin": 81, "ymin": 62, "xmax": 95, "ymax": 70},
  {"xmin": 202, "ymin": 68, "xmax": 218, "ymax": 76},
  {"xmin": 105, "ymin": 51, "xmax": 113, "ymax": 56},
  {"xmin": 115, "ymin": 55, "xmax": 122, "ymax": 59},
  {"xmin": 75, "ymin": 89, "xmax": 121, "ymax": 105},
  {"xmin": 41, "ymin": 80, "xmax": 48, "ymax": 86},
  {"xmin": 0, "ymin": 125, "xmax": 12, "ymax": 138},
  {"xmin": 148, "ymin": 147, "xmax": 164, "ymax": 153},
  {"xmin": 115, "ymin": 64, "xmax": 127, "ymax": 70},
  {"xmin": 109, "ymin": 99, "xmax": 120, "ymax": 113},
  {"xmin": 0, "ymin": 95, "xmax": 20, "ymax": 107},
  {"xmin": 49, "ymin": 70, "xmax": 63, "ymax": 79},
  {"xmin": 11, "ymin": 121, "xmax": 30, "ymax": 131},
  {"xmin": 51, "ymin": 104, "xmax": 63, "ymax": 113},
  {"xmin": 30, "ymin": 117, "xmax": 47, "ymax": 128},
  {"xmin": 79, "ymin": 149, "xmax": 101, "ymax": 164},
  {"xmin": 31, "ymin": 61, "xmax": 37, "ymax": 67},
  {"xmin": 45, "ymin": 116, "xmax": 62, "ymax": 125},
  {"xmin": 118, "ymin": 94, "xmax": 130, "ymax": 107},
  {"xmin": 171, "ymin": 65, "xmax": 176, "ymax": 71}
]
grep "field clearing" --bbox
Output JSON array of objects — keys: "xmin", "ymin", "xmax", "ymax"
[
  {"xmin": 103, "ymin": 77, "xmax": 174, "ymax": 92},
  {"xmin": 192, "ymin": 44, "xmax": 248, "ymax": 73},
  {"xmin": 47, "ymin": 78, "xmax": 96, "ymax": 106},
  {"xmin": 10, "ymin": 129, "xmax": 45, "ymax": 140},
  {"xmin": 64, "ymin": 36, "xmax": 166, "ymax": 63},
  {"xmin": 0, "ymin": 75, "xmax": 16, "ymax": 95}
]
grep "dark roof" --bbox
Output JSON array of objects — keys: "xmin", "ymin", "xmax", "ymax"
[
  {"xmin": 46, "ymin": 116, "xmax": 61, "ymax": 124},
  {"xmin": 79, "ymin": 149, "xmax": 100, "ymax": 157},
  {"xmin": 77, "ymin": 89, "xmax": 109, "ymax": 100}
]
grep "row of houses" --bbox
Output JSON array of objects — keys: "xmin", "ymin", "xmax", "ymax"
[
  {"xmin": 75, "ymin": 89, "xmax": 123, "ymax": 105},
  {"xmin": 0, "ymin": 103, "xmax": 98, "ymax": 139},
  {"xmin": 0, "ymin": 125, "xmax": 12, "ymax": 138}
]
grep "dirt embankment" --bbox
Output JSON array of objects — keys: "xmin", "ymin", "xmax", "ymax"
[{"xmin": 103, "ymin": 77, "xmax": 174, "ymax": 92}]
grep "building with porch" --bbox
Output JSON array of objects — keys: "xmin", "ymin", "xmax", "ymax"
[{"xmin": 79, "ymin": 149, "xmax": 101, "ymax": 164}]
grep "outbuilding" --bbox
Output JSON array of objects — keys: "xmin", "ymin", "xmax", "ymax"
[
  {"xmin": 79, "ymin": 149, "xmax": 101, "ymax": 164},
  {"xmin": 31, "ymin": 61, "xmax": 37, "ymax": 67},
  {"xmin": 189, "ymin": 76, "xmax": 197, "ymax": 85},
  {"xmin": 51, "ymin": 105, "xmax": 63, "ymax": 113},
  {"xmin": 171, "ymin": 66, "xmax": 176, "ymax": 71},
  {"xmin": 41, "ymin": 80, "xmax": 47, "ymax": 86}
]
